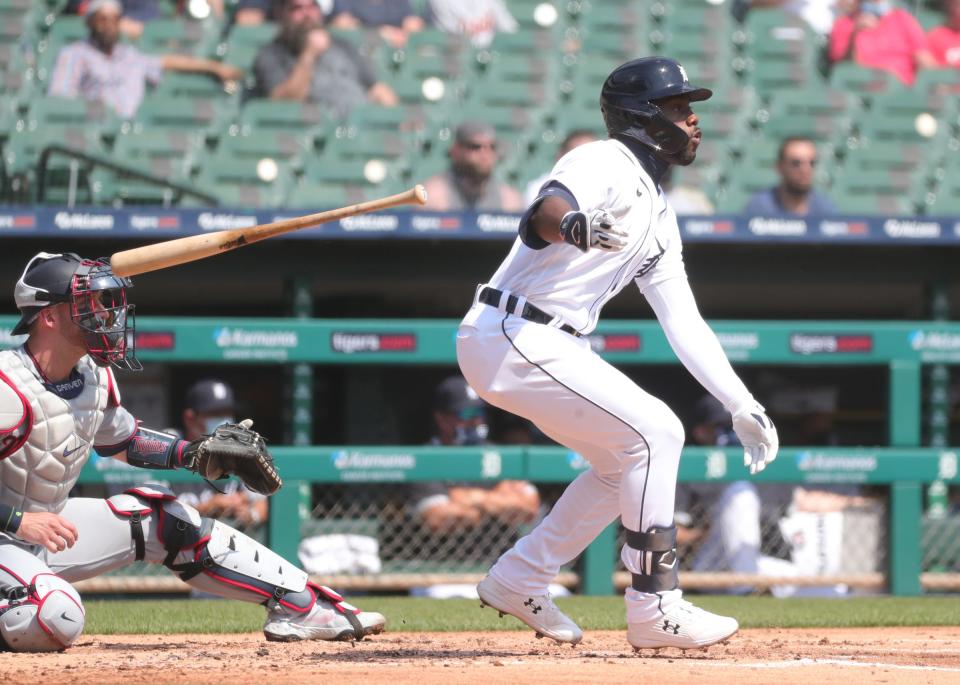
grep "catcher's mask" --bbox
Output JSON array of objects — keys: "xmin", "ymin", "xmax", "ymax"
[
  {"xmin": 12, "ymin": 252, "xmax": 141, "ymax": 370},
  {"xmin": 600, "ymin": 56, "xmax": 712, "ymax": 163}
]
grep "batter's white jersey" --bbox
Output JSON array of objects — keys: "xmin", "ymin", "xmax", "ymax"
[{"xmin": 485, "ymin": 139, "xmax": 684, "ymax": 334}]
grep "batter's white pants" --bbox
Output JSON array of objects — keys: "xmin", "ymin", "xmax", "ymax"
[{"xmin": 458, "ymin": 303, "xmax": 685, "ymax": 617}]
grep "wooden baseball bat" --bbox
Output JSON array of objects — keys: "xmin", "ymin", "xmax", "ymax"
[{"xmin": 110, "ymin": 185, "xmax": 428, "ymax": 277}]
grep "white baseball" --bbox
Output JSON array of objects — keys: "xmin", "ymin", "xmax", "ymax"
[
  {"xmin": 421, "ymin": 76, "xmax": 445, "ymax": 102},
  {"xmin": 534, "ymin": 3, "xmax": 559, "ymax": 26},
  {"xmin": 915, "ymin": 112, "xmax": 938, "ymax": 138},
  {"xmin": 364, "ymin": 159, "xmax": 387, "ymax": 184},
  {"xmin": 256, "ymin": 157, "xmax": 279, "ymax": 182}
]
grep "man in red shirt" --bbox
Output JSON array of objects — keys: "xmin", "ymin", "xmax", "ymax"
[
  {"xmin": 828, "ymin": 0, "xmax": 937, "ymax": 84},
  {"xmin": 928, "ymin": 0, "xmax": 960, "ymax": 67}
]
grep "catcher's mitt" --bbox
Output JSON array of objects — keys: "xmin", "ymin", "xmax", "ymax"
[{"xmin": 183, "ymin": 419, "xmax": 282, "ymax": 495}]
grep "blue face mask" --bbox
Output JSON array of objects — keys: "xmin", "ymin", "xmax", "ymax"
[
  {"xmin": 861, "ymin": 1, "xmax": 891, "ymax": 16},
  {"xmin": 203, "ymin": 416, "xmax": 234, "ymax": 434}
]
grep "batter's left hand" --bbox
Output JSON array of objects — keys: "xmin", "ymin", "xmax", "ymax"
[
  {"xmin": 732, "ymin": 403, "xmax": 779, "ymax": 475},
  {"xmin": 558, "ymin": 209, "xmax": 629, "ymax": 252}
]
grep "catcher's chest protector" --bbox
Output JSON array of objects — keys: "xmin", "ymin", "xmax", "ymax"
[{"xmin": 0, "ymin": 348, "xmax": 110, "ymax": 513}]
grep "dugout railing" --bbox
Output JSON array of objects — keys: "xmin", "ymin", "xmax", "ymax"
[
  {"xmin": 4, "ymin": 315, "xmax": 949, "ymax": 598},
  {"xmin": 73, "ymin": 445, "xmax": 956, "ymax": 597}
]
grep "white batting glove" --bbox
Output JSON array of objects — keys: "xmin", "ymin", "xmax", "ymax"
[
  {"xmin": 558, "ymin": 209, "xmax": 629, "ymax": 252},
  {"xmin": 732, "ymin": 403, "xmax": 779, "ymax": 475}
]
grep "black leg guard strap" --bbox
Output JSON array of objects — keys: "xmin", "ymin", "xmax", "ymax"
[
  {"xmin": 626, "ymin": 525, "xmax": 680, "ymax": 593},
  {"xmin": 130, "ymin": 512, "xmax": 145, "ymax": 562}
]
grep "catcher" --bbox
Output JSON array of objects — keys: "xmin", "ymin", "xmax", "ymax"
[{"xmin": 0, "ymin": 252, "xmax": 385, "ymax": 651}]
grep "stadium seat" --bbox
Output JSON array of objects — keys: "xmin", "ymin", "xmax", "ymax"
[
  {"xmin": 832, "ymin": 170, "xmax": 925, "ymax": 215},
  {"xmin": 153, "ymin": 72, "xmax": 238, "ymax": 101},
  {"xmin": 34, "ymin": 15, "xmax": 88, "ymax": 86},
  {"xmin": 217, "ymin": 22, "xmax": 277, "ymax": 72},
  {"xmin": 215, "ymin": 130, "xmax": 312, "ymax": 173},
  {"xmin": 238, "ymin": 98, "xmax": 330, "ymax": 135},
  {"xmin": 828, "ymin": 63, "xmax": 895, "ymax": 93},
  {"xmin": 285, "ymin": 182, "xmax": 371, "ymax": 209},
  {"xmin": 194, "ymin": 151, "xmax": 293, "ymax": 208},
  {"xmin": 138, "ymin": 17, "xmax": 220, "ymax": 57},
  {"xmin": 132, "ymin": 95, "xmax": 233, "ymax": 138},
  {"xmin": 3, "ymin": 125, "xmax": 105, "ymax": 203}
]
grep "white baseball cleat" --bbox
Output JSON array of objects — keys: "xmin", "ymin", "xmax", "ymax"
[
  {"xmin": 477, "ymin": 575, "xmax": 583, "ymax": 645},
  {"xmin": 627, "ymin": 599, "xmax": 737, "ymax": 650},
  {"xmin": 263, "ymin": 600, "xmax": 385, "ymax": 642}
]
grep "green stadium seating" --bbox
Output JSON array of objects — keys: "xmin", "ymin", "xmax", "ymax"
[
  {"xmin": 27, "ymin": 95, "xmax": 117, "ymax": 131},
  {"xmin": 218, "ymin": 22, "xmax": 277, "ymax": 71},
  {"xmin": 35, "ymin": 15, "xmax": 88, "ymax": 86},
  {"xmin": 138, "ymin": 17, "xmax": 220, "ymax": 57},
  {"xmin": 153, "ymin": 72, "xmax": 239, "ymax": 101},
  {"xmin": 132, "ymin": 95, "xmax": 233, "ymax": 137},
  {"xmin": 285, "ymin": 182, "xmax": 371, "ymax": 209},
  {"xmin": 832, "ymin": 169, "xmax": 927, "ymax": 215},
  {"xmin": 91, "ymin": 129, "xmax": 202, "ymax": 205},
  {"xmin": 828, "ymin": 62, "xmax": 895, "ymax": 93},
  {"xmin": 301, "ymin": 156, "xmax": 400, "ymax": 188},
  {"xmin": 238, "ymin": 99, "xmax": 330, "ymax": 135},
  {"xmin": 4, "ymin": 125, "xmax": 105, "ymax": 203},
  {"xmin": 194, "ymin": 151, "xmax": 293, "ymax": 207},
  {"xmin": 911, "ymin": 68, "xmax": 960, "ymax": 96},
  {"xmin": 215, "ymin": 130, "xmax": 312, "ymax": 172}
]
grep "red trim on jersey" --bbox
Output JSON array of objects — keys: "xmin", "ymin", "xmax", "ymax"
[
  {"xmin": 0, "ymin": 369, "xmax": 33, "ymax": 460},
  {"xmin": 23, "ymin": 345, "xmax": 52, "ymax": 385}
]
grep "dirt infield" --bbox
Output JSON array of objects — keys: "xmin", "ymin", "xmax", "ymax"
[{"xmin": 4, "ymin": 627, "xmax": 960, "ymax": 685}]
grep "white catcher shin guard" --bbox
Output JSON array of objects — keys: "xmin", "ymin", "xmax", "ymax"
[
  {"xmin": 477, "ymin": 575, "xmax": 582, "ymax": 645},
  {"xmin": 0, "ymin": 574, "xmax": 85, "ymax": 652},
  {"xmin": 125, "ymin": 486, "xmax": 385, "ymax": 642},
  {"xmin": 623, "ymin": 525, "xmax": 737, "ymax": 650}
]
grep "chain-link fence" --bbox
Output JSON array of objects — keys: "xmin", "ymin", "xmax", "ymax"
[{"xmin": 87, "ymin": 479, "xmax": 960, "ymax": 594}]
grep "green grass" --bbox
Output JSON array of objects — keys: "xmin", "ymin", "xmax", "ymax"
[{"xmin": 84, "ymin": 596, "xmax": 960, "ymax": 634}]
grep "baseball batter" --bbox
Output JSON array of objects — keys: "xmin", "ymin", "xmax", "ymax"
[
  {"xmin": 0, "ymin": 252, "xmax": 384, "ymax": 652},
  {"xmin": 456, "ymin": 57, "xmax": 780, "ymax": 650}
]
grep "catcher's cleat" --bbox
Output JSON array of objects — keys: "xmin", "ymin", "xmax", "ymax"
[
  {"xmin": 477, "ymin": 575, "xmax": 583, "ymax": 645},
  {"xmin": 627, "ymin": 599, "xmax": 737, "ymax": 650},
  {"xmin": 263, "ymin": 590, "xmax": 385, "ymax": 642}
]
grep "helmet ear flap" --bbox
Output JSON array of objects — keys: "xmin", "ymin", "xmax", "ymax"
[{"xmin": 602, "ymin": 102, "xmax": 689, "ymax": 157}]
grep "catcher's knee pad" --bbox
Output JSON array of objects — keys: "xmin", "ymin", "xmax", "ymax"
[
  {"xmin": 0, "ymin": 574, "xmax": 85, "ymax": 652},
  {"xmin": 625, "ymin": 525, "xmax": 679, "ymax": 593}
]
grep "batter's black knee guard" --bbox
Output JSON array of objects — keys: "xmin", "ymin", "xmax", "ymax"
[{"xmin": 626, "ymin": 525, "xmax": 679, "ymax": 593}]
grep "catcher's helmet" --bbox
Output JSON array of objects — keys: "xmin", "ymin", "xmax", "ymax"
[
  {"xmin": 12, "ymin": 252, "xmax": 139, "ymax": 370},
  {"xmin": 600, "ymin": 57, "xmax": 712, "ymax": 158}
]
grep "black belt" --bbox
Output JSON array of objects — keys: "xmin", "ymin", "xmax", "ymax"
[{"xmin": 478, "ymin": 287, "xmax": 581, "ymax": 337}]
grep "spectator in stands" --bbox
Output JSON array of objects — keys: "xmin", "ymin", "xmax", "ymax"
[
  {"xmin": 744, "ymin": 136, "xmax": 837, "ymax": 215},
  {"xmin": 67, "ymin": 0, "xmax": 225, "ymax": 39},
  {"xmin": 174, "ymin": 379, "xmax": 268, "ymax": 530},
  {"xmin": 662, "ymin": 167, "xmax": 715, "ymax": 215},
  {"xmin": 828, "ymin": 0, "xmax": 937, "ymax": 85},
  {"xmin": 730, "ymin": 0, "xmax": 839, "ymax": 35},
  {"xmin": 928, "ymin": 0, "xmax": 960, "ymax": 68},
  {"xmin": 412, "ymin": 375, "xmax": 540, "ymax": 533},
  {"xmin": 423, "ymin": 122, "xmax": 524, "ymax": 212},
  {"xmin": 426, "ymin": 0, "xmax": 517, "ymax": 47},
  {"xmin": 49, "ymin": 0, "xmax": 241, "ymax": 119},
  {"xmin": 252, "ymin": 0, "xmax": 397, "ymax": 114},
  {"xmin": 329, "ymin": 0, "xmax": 426, "ymax": 48},
  {"xmin": 523, "ymin": 129, "xmax": 597, "ymax": 206}
]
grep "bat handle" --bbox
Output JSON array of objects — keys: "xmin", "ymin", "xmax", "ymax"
[{"xmin": 413, "ymin": 184, "xmax": 428, "ymax": 205}]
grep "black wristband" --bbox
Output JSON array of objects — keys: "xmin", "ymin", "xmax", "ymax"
[
  {"xmin": 558, "ymin": 211, "xmax": 589, "ymax": 252},
  {"xmin": 0, "ymin": 502, "xmax": 24, "ymax": 534}
]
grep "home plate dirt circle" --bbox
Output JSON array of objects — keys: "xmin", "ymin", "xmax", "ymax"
[{"xmin": 4, "ymin": 627, "xmax": 960, "ymax": 685}]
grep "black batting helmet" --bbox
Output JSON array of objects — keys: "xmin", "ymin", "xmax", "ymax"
[{"xmin": 600, "ymin": 57, "xmax": 712, "ymax": 158}]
